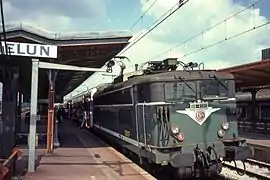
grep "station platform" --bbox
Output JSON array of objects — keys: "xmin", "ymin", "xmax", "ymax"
[
  {"xmin": 17, "ymin": 120, "xmax": 155, "ymax": 180},
  {"xmin": 241, "ymin": 133, "xmax": 270, "ymax": 148},
  {"xmin": 240, "ymin": 133, "xmax": 270, "ymax": 163}
]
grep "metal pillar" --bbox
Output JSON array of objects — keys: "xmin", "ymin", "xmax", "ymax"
[
  {"xmin": 46, "ymin": 69, "xmax": 57, "ymax": 154},
  {"xmin": 54, "ymin": 117, "xmax": 60, "ymax": 147},
  {"xmin": 1, "ymin": 67, "xmax": 19, "ymax": 158},
  {"xmin": 250, "ymin": 89, "xmax": 258, "ymax": 132},
  {"xmin": 68, "ymin": 101, "xmax": 71, "ymax": 120},
  {"xmin": 16, "ymin": 91, "xmax": 22, "ymax": 135},
  {"xmin": 28, "ymin": 59, "xmax": 39, "ymax": 173}
]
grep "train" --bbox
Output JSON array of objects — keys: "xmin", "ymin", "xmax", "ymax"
[
  {"xmin": 68, "ymin": 58, "xmax": 254, "ymax": 179},
  {"xmin": 236, "ymin": 89, "xmax": 270, "ymax": 134}
]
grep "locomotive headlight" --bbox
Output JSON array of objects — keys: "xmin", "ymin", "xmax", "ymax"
[
  {"xmin": 217, "ymin": 129, "xmax": 226, "ymax": 138},
  {"xmin": 177, "ymin": 133, "xmax": 185, "ymax": 142},
  {"xmin": 171, "ymin": 126, "xmax": 180, "ymax": 134},
  {"xmin": 221, "ymin": 121, "xmax": 230, "ymax": 130}
]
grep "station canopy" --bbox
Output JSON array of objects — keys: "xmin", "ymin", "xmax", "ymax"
[
  {"xmin": 1, "ymin": 23, "xmax": 132, "ymax": 102},
  {"xmin": 218, "ymin": 59, "xmax": 270, "ymax": 90}
]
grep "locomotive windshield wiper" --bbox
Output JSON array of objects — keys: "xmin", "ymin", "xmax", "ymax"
[
  {"xmin": 174, "ymin": 76, "xmax": 196, "ymax": 93},
  {"xmin": 211, "ymin": 75, "xmax": 228, "ymax": 90}
]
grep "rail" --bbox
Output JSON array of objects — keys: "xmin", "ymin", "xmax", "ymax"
[
  {"xmin": 222, "ymin": 159, "xmax": 270, "ymax": 180},
  {"xmin": 0, "ymin": 147, "xmax": 22, "ymax": 180}
]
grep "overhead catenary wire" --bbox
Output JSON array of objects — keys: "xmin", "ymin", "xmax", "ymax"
[
  {"xmin": 180, "ymin": 20, "xmax": 270, "ymax": 59},
  {"xmin": 119, "ymin": 0, "xmax": 190, "ymax": 56},
  {"xmin": 146, "ymin": 0, "xmax": 265, "ymax": 61},
  {"xmin": 129, "ymin": 0, "xmax": 159, "ymax": 30},
  {"xmin": 76, "ymin": 0, "xmax": 267, "ymax": 97},
  {"xmin": 82, "ymin": 0, "xmax": 190, "ymax": 90}
]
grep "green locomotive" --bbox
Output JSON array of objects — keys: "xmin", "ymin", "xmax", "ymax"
[{"xmin": 89, "ymin": 58, "xmax": 254, "ymax": 178}]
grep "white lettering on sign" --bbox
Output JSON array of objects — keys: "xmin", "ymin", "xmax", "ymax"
[{"xmin": 0, "ymin": 41, "xmax": 58, "ymax": 58}]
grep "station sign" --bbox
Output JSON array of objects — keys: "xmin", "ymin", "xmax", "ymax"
[{"xmin": 0, "ymin": 41, "xmax": 58, "ymax": 58}]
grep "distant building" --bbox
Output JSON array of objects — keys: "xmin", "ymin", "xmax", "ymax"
[{"xmin": 262, "ymin": 48, "xmax": 270, "ymax": 60}]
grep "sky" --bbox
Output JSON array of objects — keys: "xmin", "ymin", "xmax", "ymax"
[{"xmin": 2, "ymin": 0, "xmax": 270, "ymax": 99}]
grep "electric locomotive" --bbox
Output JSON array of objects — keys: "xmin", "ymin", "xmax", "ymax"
[{"xmin": 91, "ymin": 58, "xmax": 254, "ymax": 178}]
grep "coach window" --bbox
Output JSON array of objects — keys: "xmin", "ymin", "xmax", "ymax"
[
  {"xmin": 238, "ymin": 105, "xmax": 247, "ymax": 119},
  {"xmin": 96, "ymin": 94, "xmax": 108, "ymax": 105},
  {"xmin": 260, "ymin": 105, "xmax": 270, "ymax": 121},
  {"xmin": 113, "ymin": 91, "xmax": 120, "ymax": 104},
  {"xmin": 106, "ymin": 92, "xmax": 117, "ymax": 105}
]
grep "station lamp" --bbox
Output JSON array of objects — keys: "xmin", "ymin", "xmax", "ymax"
[{"xmin": 106, "ymin": 60, "xmax": 115, "ymax": 73}]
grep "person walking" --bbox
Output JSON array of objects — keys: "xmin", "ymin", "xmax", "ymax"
[
  {"xmin": 80, "ymin": 109, "xmax": 88, "ymax": 129},
  {"xmin": 57, "ymin": 106, "xmax": 64, "ymax": 124}
]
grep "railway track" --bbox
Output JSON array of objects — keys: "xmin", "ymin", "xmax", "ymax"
[{"xmin": 222, "ymin": 159, "xmax": 270, "ymax": 180}]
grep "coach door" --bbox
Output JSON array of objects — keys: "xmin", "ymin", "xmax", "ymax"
[{"xmin": 89, "ymin": 88, "xmax": 97, "ymax": 128}]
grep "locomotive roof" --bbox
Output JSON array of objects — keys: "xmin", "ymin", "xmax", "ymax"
[
  {"xmin": 93, "ymin": 83, "xmax": 112, "ymax": 93},
  {"xmin": 95, "ymin": 70, "xmax": 234, "ymax": 95}
]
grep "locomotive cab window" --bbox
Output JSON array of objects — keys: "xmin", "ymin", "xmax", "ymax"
[
  {"xmin": 164, "ymin": 81, "xmax": 196, "ymax": 102},
  {"xmin": 200, "ymin": 79, "xmax": 229, "ymax": 99}
]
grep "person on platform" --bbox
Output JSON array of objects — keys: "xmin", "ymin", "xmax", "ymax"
[
  {"xmin": 80, "ymin": 109, "xmax": 87, "ymax": 129},
  {"xmin": 57, "ymin": 105, "xmax": 65, "ymax": 123},
  {"xmin": 76, "ymin": 107, "xmax": 82, "ymax": 127},
  {"xmin": 71, "ymin": 107, "xmax": 77, "ymax": 126},
  {"xmin": 78, "ymin": 103, "xmax": 86, "ymax": 128}
]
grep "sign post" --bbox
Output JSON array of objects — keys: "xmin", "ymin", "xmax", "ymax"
[
  {"xmin": 0, "ymin": 41, "xmax": 57, "ymax": 58},
  {"xmin": 27, "ymin": 42, "xmax": 58, "ymax": 173},
  {"xmin": 28, "ymin": 59, "xmax": 39, "ymax": 172}
]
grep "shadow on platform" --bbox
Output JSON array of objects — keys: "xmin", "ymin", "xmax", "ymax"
[
  {"xmin": 37, "ymin": 161, "xmax": 141, "ymax": 177},
  {"xmin": 16, "ymin": 119, "xmax": 109, "ymax": 149},
  {"xmin": 16, "ymin": 150, "xmax": 44, "ymax": 177},
  {"xmin": 16, "ymin": 119, "xmax": 151, "ymax": 180},
  {"xmin": 38, "ymin": 161, "xmax": 133, "ymax": 166},
  {"xmin": 57, "ymin": 119, "xmax": 109, "ymax": 148}
]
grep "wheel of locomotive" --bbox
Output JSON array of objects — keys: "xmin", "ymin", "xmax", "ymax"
[
  {"xmin": 121, "ymin": 147, "xmax": 131, "ymax": 158},
  {"xmin": 153, "ymin": 165, "xmax": 175, "ymax": 179},
  {"xmin": 175, "ymin": 167, "xmax": 194, "ymax": 180},
  {"xmin": 191, "ymin": 162, "xmax": 222, "ymax": 179},
  {"xmin": 140, "ymin": 157, "xmax": 155, "ymax": 174},
  {"xmin": 128, "ymin": 151, "xmax": 136, "ymax": 162},
  {"xmin": 207, "ymin": 162, "xmax": 222, "ymax": 178}
]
